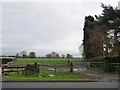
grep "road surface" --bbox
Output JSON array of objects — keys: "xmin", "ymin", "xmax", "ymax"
[{"xmin": 2, "ymin": 81, "xmax": 119, "ymax": 88}]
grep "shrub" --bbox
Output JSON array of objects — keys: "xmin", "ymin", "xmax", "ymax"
[{"xmin": 23, "ymin": 63, "xmax": 39, "ymax": 75}]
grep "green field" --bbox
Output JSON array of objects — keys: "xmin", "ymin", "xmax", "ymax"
[
  {"xmin": 4, "ymin": 58, "xmax": 86, "ymax": 81},
  {"xmin": 14, "ymin": 58, "xmax": 83, "ymax": 67}
]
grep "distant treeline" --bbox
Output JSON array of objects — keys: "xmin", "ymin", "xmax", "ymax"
[{"xmin": 1, "ymin": 51, "xmax": 73, "ymax": 58}]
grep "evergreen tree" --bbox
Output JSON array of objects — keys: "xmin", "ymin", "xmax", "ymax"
[{"xmin": 82, "ymin": 4, "xmax": 120, "ymax": 59}]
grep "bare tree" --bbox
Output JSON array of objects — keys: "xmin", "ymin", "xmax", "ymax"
[
  {"xmin": 29, "ymin": 52, "xmax": 36, "ymax": 58},
  {"xmin": 66, "ymin": 54, "xmax": 73, "ymax": 58},
  {"xmin": 20, "ymin": 51, "xmax": 27, "ymax": 58},
  {"xmin": 61, "ymin": 54, "xmax": 65, "ymax": 58}
]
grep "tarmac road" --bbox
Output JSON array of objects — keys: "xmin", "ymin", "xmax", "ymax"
[{"xmin": 2, "ymin": 81, "xmax": 119, "ymax": 88}]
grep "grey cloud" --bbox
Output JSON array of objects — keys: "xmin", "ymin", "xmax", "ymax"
[{"xmin": 1, "ymin": 1, "xmax": 118, "ymax": 57}]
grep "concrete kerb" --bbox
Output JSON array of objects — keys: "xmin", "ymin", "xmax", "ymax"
[{"xmin": 2, "ymin": 79, "xmax": 98, "ymax": 82}]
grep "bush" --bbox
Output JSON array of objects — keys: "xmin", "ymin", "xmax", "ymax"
[{"xmin": 23, "ymin": 63, "xmax": 39, "ymax": 75}]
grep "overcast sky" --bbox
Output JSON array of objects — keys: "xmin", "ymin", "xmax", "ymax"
[{"xmin": 0, "ymin": 0, "xmax": 119, "ymax": 57}]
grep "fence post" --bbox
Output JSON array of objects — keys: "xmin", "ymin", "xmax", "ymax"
[
  {"xmin": 54, "ymin": 64, "xmax": 56, "ymax": 73},
  {"xmin": 70, "ymin": 62, "xmax": 73, "ymax": 72}
]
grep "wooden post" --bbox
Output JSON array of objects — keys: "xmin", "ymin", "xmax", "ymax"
[
  {"xmin": 54, "ymin": 64, "xmax": 56, "ymax": 73},
  {"xmin": 70, "ymin": 62, "xmax": 73, "ymax": 72},
  {"xmin": 55, "ymin": 67, "xmax": 56, "ymax": 73}
]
